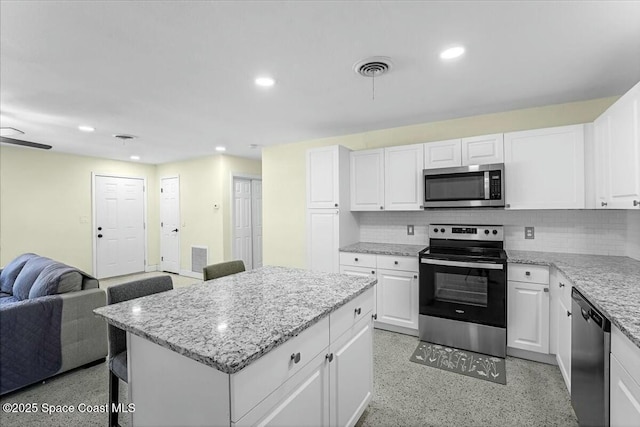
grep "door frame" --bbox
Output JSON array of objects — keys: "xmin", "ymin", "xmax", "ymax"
[
  {"xmin": 230, "ymin": 173, "xmax": 262, "ymax": 269},
  {"xmin": 92, "ymin": 173, "xmax": 148, "ymax": 278},
  {"xmin": 160, "ymin": 175, "xmax": 181, "ymax": 274}
]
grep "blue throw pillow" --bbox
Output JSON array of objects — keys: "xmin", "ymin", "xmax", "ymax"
[
  {"xmin": 12, "ymin": 257, "xmax": 56, "ymax": 301},
  {"xmin": 0, "ymin": 253, "xmax": 38, "ymax": 294}
]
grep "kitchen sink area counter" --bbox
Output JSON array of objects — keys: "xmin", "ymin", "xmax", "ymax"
[
  {"xmin": 506, "ymin": 250, "xmax": 640, "ymax": 349},
  {"xmin": 339, "ymin": 242, "xmax": 426, "ymax": 257}
]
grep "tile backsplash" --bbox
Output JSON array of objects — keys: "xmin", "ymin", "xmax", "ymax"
[
  {"xmin": 627, "ymin": 210, "xmax": 640, "ymax": 261},
  {"xmin": 357, "ymin": 209, "xmax": 630, "ymax": 256}
]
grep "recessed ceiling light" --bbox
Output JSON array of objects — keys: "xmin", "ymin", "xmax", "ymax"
[
  {"xmin": 440, "ymin": 46, "xmax": 465, "ymax": 60},
  {"xmin": 254, "ymin": 76, "xmax": 275, "ymax": 87},
  {"xmin": 215, "ymin": 146, "xmax": 226, "ymax": 152},
  {"xmin": 78, "ymin": 125, "xmax": 95, "ymax": 132},
  {"xmin": 130, "ymin": 155, "xmax": 140, "ymax": 161}
]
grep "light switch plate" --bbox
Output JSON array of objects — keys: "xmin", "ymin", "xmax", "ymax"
[
  {"xmin": 525, "ymin": 226, "xmax": 535, "ymax": 239},
  {"xmin": 407, "ymin": 225, "xmax": 414, "ymax": 236}
]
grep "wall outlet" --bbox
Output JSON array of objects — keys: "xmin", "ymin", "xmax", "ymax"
[
  {"xmin": 525, "ymin": 226, "xmax": 535, "ymax": 239},
  {"xmin": 407, "ymin": 225, "xmax": 414, "ymax": 236}
]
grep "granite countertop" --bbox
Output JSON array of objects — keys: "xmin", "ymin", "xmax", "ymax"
[
  {"xmin": 339, "ymin": 242, "xmax": 427, "ymax": 257},
  {"xmin": 94, "ymin": 266, "xmax": 376, "ymax": 374},
  {"xmin": 507, "ymin": 250, "xmax": 640, "ymax": 349}
]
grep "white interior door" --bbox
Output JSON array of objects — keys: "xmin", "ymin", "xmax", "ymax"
[
  {"xmin": 251, "ymin": 180, "xmax": 263, "ymax": 269},
  {"xmin": 95, "ymin": 175, "xmax": 145, "ymax": 279},
  {"xmin": 160, "ymin": 176, "xmax": 180, "ymax": 274},
  {"xmin": 233, "ymin": 178, "xmax": 253, "ymax": 269}
]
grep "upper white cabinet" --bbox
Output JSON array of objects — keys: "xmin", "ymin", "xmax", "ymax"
[
  {"xmin": 424, "ymin": 134, "xmax": 503, "ymax": 169},
  {"xmin": 351, "ymin": 144, "xmax": 423, "ymax": 211},
  {"xmin": 307, "ymin": 145, "xmax": 350, "ymax": 209},
  {"xmin": 350, "ymin": 149, "xmax": 384, "ymax": 211},
  {"xmin": 461, "ymin": 133, "xmax": 504, "ymax": 166},
  {"xmin": 504, "ymin": 124, "xmax": 585, "ymax": 209},
  {"xmin": 384, "ymin": 144, "xmax": 424, "ymax": 210},
  {"xmin": 594, "ymin": 81, "xmax": 640, "ymax": 210},
  {"xmin": 424, "ymin": 139, "xmax": 462, "ymax": 169}
]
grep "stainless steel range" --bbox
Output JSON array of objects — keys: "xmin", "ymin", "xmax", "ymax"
[{"xmin": 418, "ymin": 224, "xmax": 507, "ymax": 357}]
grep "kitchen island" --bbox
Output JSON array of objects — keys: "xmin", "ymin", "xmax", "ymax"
[{"xmin": 94, "ymin": 266, "xmax": 376, "ymax": 427}]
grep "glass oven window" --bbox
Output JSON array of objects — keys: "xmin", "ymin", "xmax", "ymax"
[
  {"xmin": 425, "ymin": 172, "xmax": 484, "ymax": 201},
  {"xmin": 434, "ymin": 271, "xmax": 488, "ymax": 307}
]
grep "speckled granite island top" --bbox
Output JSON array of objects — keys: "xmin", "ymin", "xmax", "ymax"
[
  {"xmin": 340, "ymin": 242, "xmax": 427, "ymax": 257},
  {"xmin": 507, "ymin": 250, "xmax": 640, "ymax": 349},
  {"xmin": 94, "ymin": 266, "xmax": 376, "ymax": 374}
]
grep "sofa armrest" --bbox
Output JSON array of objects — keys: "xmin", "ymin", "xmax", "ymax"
[{"xmin": 58, "ymin": 288, "xmax": 108, "ymax": 373}]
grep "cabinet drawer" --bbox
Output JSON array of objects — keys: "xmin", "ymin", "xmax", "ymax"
[
  {"xmin": 230, "ymin": 316, "xmax": 330, "ymax": 422},
  {"xmin": 376, "ymin": 254, "xmax": 418, "ymax": 272},
  {"xmin": 339, "ymin": 252, "xmax": 376, "ymax": 268},
  {"xmin": 612, "ymin": 325, "xmax": 640, "ymax": 385},
  {"xmin": 508, "ymin": 264, "xmax": 549, "ymax": 284},
  {"xmin": 330, "ymin": 287, "xmax": 374, "ymax": 343}
]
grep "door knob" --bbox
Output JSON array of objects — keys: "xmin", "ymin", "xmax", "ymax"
[
  {"xmin": 97, "ymin": 234, "xmax": 103, "ymax": 238},
  {"xmin": 172, "ymin": 228, "xmax": 179, "ymax": 232},
  {"xmin": 97, "ymin": 226, "xmax": 102, "ymax": 231}
]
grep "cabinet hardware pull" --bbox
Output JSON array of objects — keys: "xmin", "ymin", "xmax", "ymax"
[
  {"xmin": 326, "ymin": 353, "xmax": 334, "ymax": 362},
  {"xmin": 601, "ymin": 201, "xmax": 608, "ymax": 207},
  {"xmin": 414, "ymin": 275, "xmax": 418, "ymax": 279},
  {"xmin": 354, "ymin": 257, "xmax": 358, "ymax": 262},
  {"xmin": 559, "ymin": 282, "xmax": 565, "ymax": 288},
  {"xmin": 380, "ymin": 206, "xmax": 384, "ymax": 210},
  {"xmin": 525, "ymin": 271, "xmax": 531, "ymax": 276},
  {"xmin": 394, "ymin": 261, "xmax": 398, "ymax": 265},
  {"xmin": 419, "ymin": 205, "xmax": 424, "ymax": 209},
  {"xmin": 354, "ymin": 307, "xmax": 362, "ymax": 315},
  {"xmin": 544, "ymin": 288, "xmax": 549, "ymax": 293},
  {"xmin": 505, "ymin": 204, "xmax": 511, "ymax": 208},
  {"xmin": 567, "ymin": 311, "xmax": 572, "ymax": 317},
  {"xmin": 372, "ymin": 313, "xmax": 378, "ymax": 320},
  {"xmin": 335, "ymin": 203, "xmax": 338, "ymax": 207},
  {"xmin": 371, "ymin": 270, "xmax": 375, "ymax": 274},
  {"xmin": 290, "ymin": 352, "xmax": 301, "ymax": 364},
  {"xmin": 634, "ymin": 200, "xmax": 639, "ymax": 207}
]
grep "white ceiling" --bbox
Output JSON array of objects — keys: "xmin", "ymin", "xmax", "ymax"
[{"xmin": 1, "ymin": 1, "xmax": 639, "ymax": 164}]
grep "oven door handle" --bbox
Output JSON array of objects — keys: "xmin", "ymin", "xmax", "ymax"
[{"xmin": 420, "ymin": 258, "xmax": 504, "ymax": 270}]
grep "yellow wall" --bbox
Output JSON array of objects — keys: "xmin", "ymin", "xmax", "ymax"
[
  {"xmin": 156, "ymin": 154, "xmax": 261, "ymax": 272},
  {"xmin": 262, "ymin": 96, "xmax": 619, "ymax": 268},
  {"xmin": 0, "ymin": 145, "xmax": 158, "ymax": 273}
]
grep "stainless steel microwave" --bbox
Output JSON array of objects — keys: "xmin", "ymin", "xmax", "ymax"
[{"xmin": 423, "ymin": 163, "xmax": 505, "ymax": 208}]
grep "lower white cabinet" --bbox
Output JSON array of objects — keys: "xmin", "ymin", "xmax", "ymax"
[
  {"xmin": 507, "ymin": 277, "xmax": 550, "ymax": 354},
  {"xmin": 610, "ymin": 325, "xmax": 640, "ymax": 427},
  {"xmin": 377, "ymin": 269, "xmax": 419, "ymax": 331},
  {"xmin": 556, "ymin": 296, "xmax": 572, "ymax": 391}
]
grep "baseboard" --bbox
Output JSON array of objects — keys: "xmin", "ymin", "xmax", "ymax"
[
  {"xmin": 374, "ymin": 322, "xmax": 419, "ymax": 337},
  {"xmin": 180, "ymin": 269, "xmax": 204, "ymax": 280},
  {"xmin": 145, "ymin": 264, "xmax": 158, "ymax": 272},
  {"xmin": 507, "ymin": 347, "xmax": 558, "ymax": 365}
]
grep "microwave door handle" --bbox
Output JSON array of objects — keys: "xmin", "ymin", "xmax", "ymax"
[
  {"xmin": 420, "ymin": 258, "xmax": 504, "ymax": 270},
  {"xmin": 484, "ymin": 171, "xmax": 490, "ymax": 200}
]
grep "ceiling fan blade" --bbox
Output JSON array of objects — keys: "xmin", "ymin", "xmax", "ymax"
[{"xmin": 0, "ymin": 136, "xmax": 52, "ymax": 150}]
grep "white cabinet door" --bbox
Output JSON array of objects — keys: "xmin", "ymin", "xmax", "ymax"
[
  {"xmin": 600, "ymin": 82, "xmax": 640, "ymax": 209},
  {"xmin": 504, "ymin": 124, "xmax": 585, "ymax": 209},
  {"xmin": 340, "ymin": 266, "xmax": 377, "ymax": 317},
  {"xmin": 556, "ymin": 296, "xmax": 572, "ymax": 392},
  {"xmin": 424, "ymin": 139, "xmax": 462, "ymax": 169},
  {"xmin": 507, "ymin": 281, "xmax": 550, "ymax": 354},
  {"xmin": 307, "ymin": 146, "xmax": 339, "ymax": 209},
  {"xmin": 461, "ymin": 133, "xmax": 504, "ymax": 166},
  {"xmin": 376, "ymin": 269, "xmax": 419, "ymax": 330},
  {"xmin": 235, "ymin": 351, "xmax": 330, "ymax": 427},
  {"xmin": 350, "ymin": 149, "xmax": 384, "ymax": 211},
  {"xmin": 610, "ymin": 354, "xmax": 640, "ymax": 427},
  {"xmin": 329, "ymin": 316, "xmax": 373, "ymax": 427},
  {"xmin": 307, "ymin": 209, "xmax": 339, "ymax": 273},
  {"xmin": 594, "ymin": 114, "xmax": 611, "ymax": 209},
  {"xmin": 384, "ymin": 144, "xmax": 424, "ymax": 210}
]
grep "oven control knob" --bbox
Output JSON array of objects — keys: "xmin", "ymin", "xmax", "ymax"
[
  {"xmin": 492, "ymin": 230, "xmax": 498, "ymax": 235},
  {"xmin": 440, "ymin": 228, "xmax": 445, "ymax": 233},
  {"xmin": 484, "ymin": 229, "xmax": 490, "ymax": 235},
  {"xmin": 433, "ymin": 228, "xmax": 438, "ymax": 233}
]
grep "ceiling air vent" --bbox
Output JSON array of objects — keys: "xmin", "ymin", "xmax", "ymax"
[{"xmin": 353, "ymin": 56, "xmax": 393, "ymax": 78}]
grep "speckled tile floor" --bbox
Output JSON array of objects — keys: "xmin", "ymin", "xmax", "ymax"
[{"xmin": 356, "ymin": 329, "xmax": 578, "ymax": 427}]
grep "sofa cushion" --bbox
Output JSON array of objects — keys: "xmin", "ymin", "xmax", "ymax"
[
  {"xmin": 29, "ymin": 267, "xmax": 83, "ymax": 299},
  {"xmin": 0, "ymin": 294, "xmax": 19, "ymax": 305},
  {"xmin": 0, "ymin": 253, "xmax": 38, "ymax": 294},
  {"xmin": 12, "ymin": 257, "xmax": 56, "ymax": 301}
]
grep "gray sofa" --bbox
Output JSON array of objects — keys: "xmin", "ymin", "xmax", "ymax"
[{"xmin": 0, "ymin": 253, "xmax": 108, "ymax": 395}]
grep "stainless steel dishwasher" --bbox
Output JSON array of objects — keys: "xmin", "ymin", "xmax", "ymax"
[{"xmin": 571, "ymin": 288, "xmax": 611, "ymax": 427}]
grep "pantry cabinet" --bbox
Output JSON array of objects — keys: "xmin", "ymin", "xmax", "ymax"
[
  {"xmin": 594, "ymin": 81, "xmax": 640, "ymax": 210},
  {"xmin": 504, "ymin": 124, "xmax": 585, "ymax": 209},
  {"xmin": 350, "ymin": 149, "xmax": 384, "ymax": 211},
  {"xmin": 507, "ymin": 264, "xmax": 550, "ymax": 354}
]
